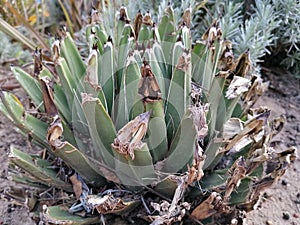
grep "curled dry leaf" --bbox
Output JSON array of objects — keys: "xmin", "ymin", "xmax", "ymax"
[
  {"xmin": 219, "ymin": 40, "xmax": 234, "ymax": 71},
  {"xmin": 202, "ymin": 20, "xmax": 222, "ymax": 48},
  {"xmin": 224, "ymin": 110, "xmax": 270, "ymax": 153},
  {"xmin": 239, "ymin": 147, "xmax": 297, "ymax": 211},
  {"xmin": 231, "ymin": 50, "xmax": 251, "ymax": 77},
  {"xmin": 52, "ymin": 39, "xmax": 60, "ymax": 64},
  {"xmin": 69, "ymin": 173, "xmax": 85, "ymax": 200},
  {"xmin": 225, "ymin": 76, "xmax": 251, "ymax": 99},
  {"xmin": 224, "ymin": 157, "xmax": 247, "ymax": 201},
  {"xmin": 86, "ymin": 194, "xmax": 140, "ymax": 215},
  {"xmin": 242, "ymin": 75, "xmax": 268, "ymax": 110},
  {"xmin": 47, "ymin": 115, "xmax": 63, "ymax": 147},
  {"xmin": 175, "ymin": 51, "xmax": 191, "ymax": 72},
  {"xmin": 148, "ymin": 175, "xmax": 190, "ymax": 225},
  {"xmin": 270, "ymin": 115, "xmax": 285, "ymax": 137},
  {"xmin": 187, "ymin": 142, "xmax": 206, "ymax": 185},
  {"xmin": 138, "ymin": 61, "xmax": 162, "ymax": 102},
  {"xmin": 119, "ymin": 6, "xmax": 130, "ymax": 23},
  {"xmin": 34, "ymin": 48, "xmax": 58, "ymax": 117},
  {"xmin": 190, "ymin": 104, "xmax": 209, "ymax": 141},
  {"xmin": 133, "ymin": 11, "xmax": 142, "ymax": 39},
  {"xmin": 91, "ymin": 8, "xmax": 101, "ymax": 24},
  {"xmin": 143, "ymin": 12, "xmax": 153, "ymax": 26},
  {"xmin": 181, "ymin": 8, "xmax": 192, "ymax": 28},
  {"xmin": 111, "ymin": 112, "xmax": 150, "ymax": 160},
  {"xmin": 191, "ymin": 192, "xmax": 229, "ymax": 220},
  {"xmin": 84, "ymin": 48, "xmax": 100, "ymax": 90}
]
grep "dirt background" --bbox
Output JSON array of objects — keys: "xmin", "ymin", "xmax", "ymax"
[{"xmin": 0, "ymin": 68, "xmax": 299, "ymax": 224}]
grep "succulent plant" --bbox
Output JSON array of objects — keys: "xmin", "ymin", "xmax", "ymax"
[{"xmin": 0, "ymin": 4, "xmax": 296, "ymax": 225}]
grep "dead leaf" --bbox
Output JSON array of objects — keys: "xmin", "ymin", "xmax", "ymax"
[
  {"xmin": 111, "ymin": 112, "xmax": 150, "ymax": 160},
  {"xmin": 143, "ymin": 12, "xmax": 153, "ymax": 26},
  {"xmin": 242, "ymin": 76, "xmax": 268, "ymax": 111},
  {"xmin": 148, "ymin": 175, "xmax": 190, "ymax": 225},
  {"xmin": 119, "ymin": 6, "xmax": 130, "ymax": 23},
  {"xmin": 86, "ymin": 194, "xmax": 140, "ymax": 215},
  {"xmin": 202, "ymin": 20, "xmax": 222, "ymax": 47},
  {"xmin": 84, "ymin": 48, "xmax": 100, "ymax": 90},
  {"xmin": 219, "ymin": 40, "xmax": 234, "ymax": 71},
  {"xmin": 34, "ymin": 48, "xmax": 43, "ymax": 77},
  {"xmin": 138, "ymin": 61, "xmax": 162, "ymax": 102},
  {"xmin": 47, "ymin": 115, "xmax": 63, "ymax": 147},
  {"xmin": 224, "ymin": 157, "xmax": 247, "ymax": 201},
  {"xmin": 190, "ymin": 103, "xmax": 209, "ymax": 141},
  {"xmin": 69, "ymin": 174, "xmax": 83, "ymax": 200},
  {"xmin": 191, "ymin": 192, "xmax": 229, "ymax": 220},
  {"xmin": 232, "ymin": 50, "xmax": 251, "ymax": 77},
  {"xmin": 133, "ymin": 11, "xmax": 142, "ymax": 39},
  {"xmin": 181, "ymin": 8, "xmax": 191, "ymax": 28},
  {"xmin": 225, "ymin": 76, "xmax": 251, "ymax": 99},
  {"xmin": 187, "ymin": 142, "xmax": 206, "ymax": 185},
  {"xmin": 175, "ymin": 51, "xmax": 191, "ymax": 72},
  {"xmin": 51, "ymin": 39, "xmax": 60, "ymax": 64}
]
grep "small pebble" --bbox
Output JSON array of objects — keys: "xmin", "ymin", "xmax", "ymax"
[
  {"xmin": 266, "ymin": 220, "xmax": 273, "ymax": 225},
  {"xmin": 296, "ymin": 193, "xmax": 300, "ymax": 198},
  {"xmin": 281, "ymin": 179, "xmax": 287, "ymax": 186},
  {"xmin": 293, "ymin": 213, "xmax": 299, "ymax": 218},
  {"xmin": 283, "ymin": 211, "xmax": 290, "ymax": 220}
]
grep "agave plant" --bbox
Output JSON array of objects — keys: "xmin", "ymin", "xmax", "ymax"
[{"xmin": 0, "ymin": 4, "xmax": 296, "ymax": 225}]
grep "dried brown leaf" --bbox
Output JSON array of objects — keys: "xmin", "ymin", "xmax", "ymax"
[
  {"xmin": 224, "ymin": 157, "xmax": 247, "ymax": 201},
  {"xmin": 69, "ymin": 174, "xmax": 82, "ymax": 200},
  {"xmin": 232, "ymin": 50, "xmax": 251, "ymax": 77},
  {"xmin": 138, "ymin": 61, "xmax": 162, "ymax": 102},
  {"xmin": 225, "ymin": 76, "xmax": 251, "ymax": 99},
  {"xmin": 111, "ymin": 112, "xmax": 150, "ymax": 160},
  {"xmin": 119, "ymin": 6, "xmax": 130, "ymax": 23},
  {"xmin": 52, "ymin": 39, "xmax": 60, "ymax": 64},
  {"xmin": 86, "ymin": 194, "xmax": 140, "ymax": 215},
  {"xmin": 219, "ymin": 40, "xmax": 234, "ymax": 71},
  {"xmin": 84, "ymin": 49, "xmax": 100, "ymax": 90},
  {"xmin": 187, "ymin": 143, "xmax": 205, "ymax": 185},
  {"xmin": 47, "ymin": 115, "xmax": 63, "ymax": 147},
  {"xmin": 191, "ymin": 192, "xmax": 229, "ymax": 220},
  {"xmin": 133, "ymin": 11, "xmax": 142, "ymax": 39},
  {"xmin": 202, "ymin": 20, "xmax": 222, "ymax": 47}
]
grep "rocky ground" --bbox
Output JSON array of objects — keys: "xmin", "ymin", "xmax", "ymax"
[{"xmin": 0, "ymin": 67, "xmax": 299, "ymax": 224}]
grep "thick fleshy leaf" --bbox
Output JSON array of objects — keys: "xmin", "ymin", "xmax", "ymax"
[
  {"xmin": 12, "ymin": 67, "xmax": 43, "ymax": 110},
  {"xmin": 162, "ymin": 109, "xmax": 196, "ymax": 173},
  {"xmin": 42, "ymin": 205, "xmax": 99, "ymax": 225},
  {"xmin": 82, "ymin": 94, "xmax": 116, "ymax": 168},
  {"xmin": 60, "ymin": 32, "xmax": 86, "ymax": 82},
  {"xmin": 50, "ymin": 140, "xmax": 106, "ymax": 187},
  {"xmin": 9, "ymin": 147, "xmax": 73, "ymax": 192},
  {"xmin": 165, "ymin": 50, "xmax": 191, "ymax": 142}
]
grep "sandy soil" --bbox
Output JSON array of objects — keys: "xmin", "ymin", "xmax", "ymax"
[{"xmin": 0, "ymin": 68, "xmax": 299, "ymax": 224}]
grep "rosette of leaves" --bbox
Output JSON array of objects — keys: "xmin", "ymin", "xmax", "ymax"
[{"xmin": 0, "ymin": 5, "xmax": 296, "ymax": 225}]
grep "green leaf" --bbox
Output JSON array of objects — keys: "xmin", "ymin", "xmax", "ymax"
[
  {"xmin": 42, "ymin": 205, "xmax": 99, "ymax": 225},
  {"xmin": 0, "ymin": 91, "xmax": 49, "ymax": 148},
  {"xmin": 162, "ymin": 110, "xmax": 196, "ymax": 173},
  {"xmin": 114, "ymin": 56, "xmax": 142, "ymax": 130},
  {"xmin": 99, "ymin": 42, "xmax": 115, "ymax": 114},
  {"xmin": 60, "ymin": 33, "xmax": 86, "ymax": 82},
  {"xmin": 165, "ymin": 51, "xmax": 191, "ymax": 143},
  {"xmin": 145, "ymin": 100, "xmax": 168, "ymax": 162},
  {"xmin": 51, "ymin": 140, "xmax": 106, "ymax": 187},
  {"xmin": 12, "ymin": 67, "xmax": 43, "ymax": 110},
  {"xmin": 81, "ymin": 94, "xmax": 116, "ymax": 168},
  {"xmin": 9, "ymin": 147, "xmax": 73, "ymax": 192}
]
